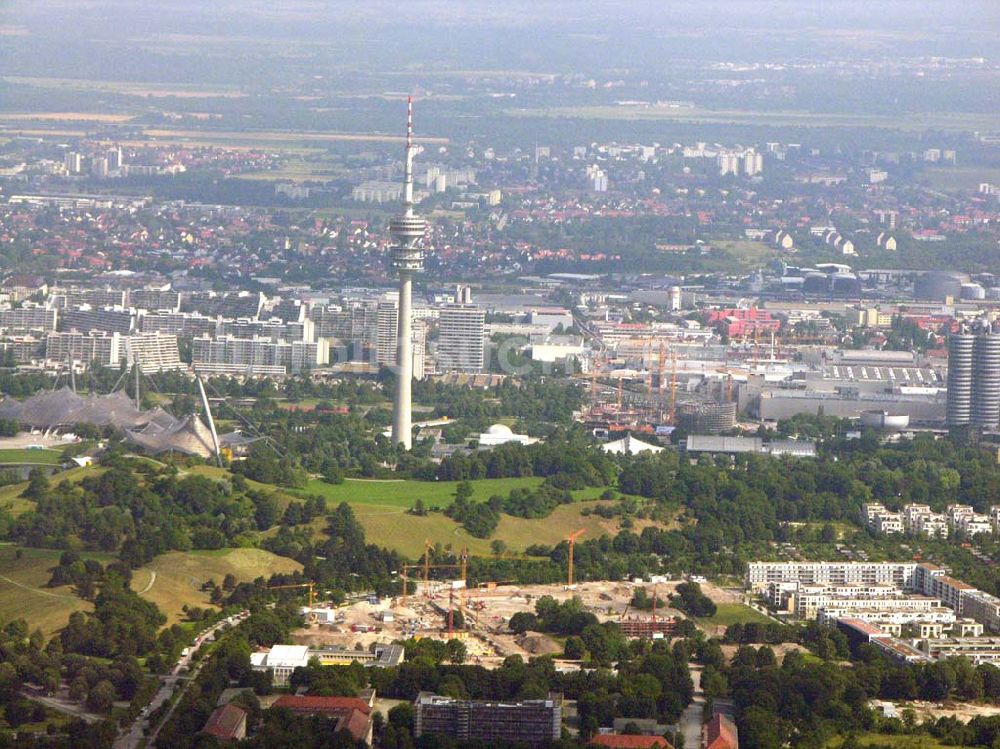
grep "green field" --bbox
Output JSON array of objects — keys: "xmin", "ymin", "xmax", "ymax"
[
  {"xmin": 353, "ymin": 498, "xmax": 631, "ymax": 558},
  {"xmin": 0, "ymin": 448, "xmax": 62, "ymax": 464},
  {"xmin": 0, "ymin": 546, "xmax": 112, "ymax": 638},
  {"xmin": 827, "ymin": 734, "xmax": 963, "ymax": 749},
  {"xmin": 300, "ymin": 476, "xmax": 546, "ymax": 509},
  {"xmin": 130, "ymin": 548, "xmax": 302, "ymax": 625},
  {"xmin": 697, "ymin": 603, "xmax": 774, "ymax": 628}
]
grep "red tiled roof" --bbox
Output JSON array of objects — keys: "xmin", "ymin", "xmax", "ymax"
[
  {"xmin": 590, "ymin": 735, "xmax": 672, "ymax": 749},
  {"xmin": 272, "ymin": 695, "xmax": 371, "ymax": 715},
  {"xmin": 340, "ymin": 708, "xmax": 372, "ymax": 743},
  {"xmin": 705, "ymin": 715, "xmax": 738, "ymax": 749},
  {"xmin": 202, "ymin": 703, "xmax": 247, "ymax": 740}
]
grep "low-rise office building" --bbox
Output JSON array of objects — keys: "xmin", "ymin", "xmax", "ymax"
[{"xmin": 414, "ymin": 692, "xmax": 561, "ymax": 747}]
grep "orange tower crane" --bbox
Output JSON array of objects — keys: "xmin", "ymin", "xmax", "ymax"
[
  {"xmin": 268, "ymin": 582, "xmax": 317, "ymax": 609},
  {"xmin": 565, "ymin": 528, "xmax": 586, "ymax": 587}
]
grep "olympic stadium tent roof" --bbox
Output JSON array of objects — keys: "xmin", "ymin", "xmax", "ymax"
[
  {"xmin": 126, "ymin": 415, "xmax": 218, "ymax": 458},
  {"xmin": 125, "ymin": 415, "xmax": 253, "ymax": 459},
  {"xmin": 0, "ymin": 387, "xmax": 178, "ymax": 430}
]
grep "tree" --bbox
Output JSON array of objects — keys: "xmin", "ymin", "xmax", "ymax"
[
  {"xmin": 564, "ymin": 636, "xmax": 585, "ymax": 660},
  {"xmin": 490, "ymin": 539, "xmax": 508, "ymax": 558},
  {"xmin": 22, "ymin": 467, "xmax": 49, "ymax": 499},
  {"xmin": 86, "ymin": 680, "xmax": 117, "ymax": 713}
]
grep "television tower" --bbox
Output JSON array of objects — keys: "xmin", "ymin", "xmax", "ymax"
[{"xmin": 390, "ymin": 96, "xmax": 426, "ymax": 449}]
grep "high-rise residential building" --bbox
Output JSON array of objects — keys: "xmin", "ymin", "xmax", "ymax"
[
  {"xmin": 376, "ymin": 301, "xmax": 399, "ymax": 367},
  {"xmin": 375, "ymin": 300, "xmax": 425, "ymax": 378},
  {"xmin": 947, "ymin": 329, "xmax": 1000, "ymax": 428},
  {"xmin": 389, "ymin": 97, "xmax": 427, "ymax": 450},
  {"xmin": 411, "ymin": 321, "xmax": 426, "ymax": 381},
  {"xmin": 45, "ymin": 331, "xmax": 121, "ymax": 367},
  {"xmin": 192, "ymin": 335, "xmax": 327, "ymax": 376},
  {"xmin": 743, "ymin": 148, "xmax": 763, "ymax": 176},
  {"xmin": 91, "ymin": 157, "xmax": 109, "ymax": 179},
  {"xmin": 140, "ymin": 311, "xmax": 218, "ymax": 338},
  {"xmin": 437, "ymin": 304, "xmax": 485, "ymax": 373},
  {"xmin": 130, "ymin": 287, "xmax": 181, "ymax": 312},
  {"xmin": 124, "ymin": 332, "xmax": 184, "ymax": 372},
  {"xmin": 106, "ymin": 146, "xmax": 123, "ymax": 171},
  {"xmin": 0, "ymin": 336, "xmax": 44, "ymax": 364},
  {"xmin": 63, "ymin": 151, "xmax": 83, "ymax": 174},
  {"xmin": 61, "ymin": 306, "xmax": 135, "ymax": 334},
  {"xmin": 0, "ymin": 306, "xmax": 58, "ymax": 334}
]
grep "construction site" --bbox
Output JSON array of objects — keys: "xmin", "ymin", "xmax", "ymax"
[{"xmin": 284, "ymin": 543, "xmax": 685, "ymax": 668}]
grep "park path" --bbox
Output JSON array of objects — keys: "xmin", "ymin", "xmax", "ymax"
[
  {"xmin": 681, "ymin": 666, "xmax": 704, "ymax": 749},
  {"xmin": 0, "ymin": 573, "xmax": 78, "ymax": 600},
  {"xmin": 137, "ymin": 570, "xmax": 156, "ymax": 594}
]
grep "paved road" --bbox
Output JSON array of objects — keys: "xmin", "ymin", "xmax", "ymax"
[
  {"xmin": 680, "ymin": 666, "xmax": 704, "ymax": 749},
  {"xmin": 114, "ymin": 611, "xmax": 249, "ymax": 749},
  {"xmin": 20, "ymin": 689, "xmax": 102, "ymax": 724}
]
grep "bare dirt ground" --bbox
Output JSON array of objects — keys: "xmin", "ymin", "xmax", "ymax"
[
  {"xmin": 880, "ymin": 700, "xmax": 1000, "ymax": 723},
  {"xmin": 288, "ymin": 579, "xmax": 687, "ymax": 663}
]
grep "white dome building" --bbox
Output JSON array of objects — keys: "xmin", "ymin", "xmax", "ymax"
[{"xmin": 477, "ymin": 422, "xmax": 536, "ymax": 447}]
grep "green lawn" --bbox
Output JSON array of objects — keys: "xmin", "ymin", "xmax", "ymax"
[
  {"xmin": 0, "ymin": 448, "xmax": 62, "ymax": 465},
  {"xmin": 826, "ymin": 734, "xmax": 964, "ymax": 749},
  {"xmin": 698, "ymin": 603, "xmax": 773, "ymax": 627},
  {"xmin": 299, "ymin": 476, "xmax": 546, "ymax": 510}
]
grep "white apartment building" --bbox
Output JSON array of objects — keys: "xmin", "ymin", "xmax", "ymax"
[
  {"xmin": 140, "ymin": 311, "xmax": 219, "ymax": 338},
  {"xmin": 125, "ymin": 332, "xmax": 183, "ymax": 373},
  {"xmin": 796, "ymin": 593, "xmax": 939, "ymax": 620},
  {"xmin": 956, "ymin": 514, "xmax": 993, "ymax": 537},
  {"xmin": 746, "ymin": 562, "xmax": 918, "ymax": 594},
  {"xmin": 817, "ymin": 606, "xmax": 957, "ymax": 630},
  {"xmin": 192, "ymin": 335, "xmax": 328, "ymax": 375},
  {"xmin": 874, "ymin": 512, "xmax": 904, "ymax": 535},
  {"xmin": 46, "ymin": 330, "xmax": 121, "ymax": 367},
  {"xmin": 0, "ymin": 306, "xmax": 58, "ymax": 334},
  {"xmin": 437, "ymin": 304, "xmax": 485, "ymax": 374}
]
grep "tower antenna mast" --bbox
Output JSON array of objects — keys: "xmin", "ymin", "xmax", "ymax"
[{"xmin": 389, "ymin": 96, "xmax": 427, "ymax": 450}]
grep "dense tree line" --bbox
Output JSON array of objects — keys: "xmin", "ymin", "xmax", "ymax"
[
  {"xmin": 60, "ymin": 582, "xmax": 166, "ymax": 658},
  {"xmin": 155, "ymin": 606, "xmax": 300, "ymax": 749}
]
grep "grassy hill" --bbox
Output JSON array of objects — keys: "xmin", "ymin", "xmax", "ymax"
[
  {"xmin": 189, "ymin": 465, "xmax": 666, "ymax": 557},
  {"xmin": 130, "ymin": 548, "xmax": 302, "ymax": 625},
  {"xmin": 0, "ymin": 545, "xmax": 111, "ymax": 638},
  {"xmin": 0, "ymin": 544, "xmax": 302, "ymax": 636}
]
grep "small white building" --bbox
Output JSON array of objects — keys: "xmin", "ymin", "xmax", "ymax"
[
  {"xmin": 250, "ymin": 644, "xmax": 310, "ymax": 686},
  {"xmin": 477, "ymin": 423, "xmax": 536, "ymax": 447},
  {"xmin": 601, "ymin": 434, "xmax": 664, "ymax": 455}
]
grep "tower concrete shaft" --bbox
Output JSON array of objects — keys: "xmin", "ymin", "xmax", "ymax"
[
  {"xmin": 390, "ymin": 97, "xmax": 426, "ymax": 449},
  {"xmin": 393, "ymin": 272, "xmax": 414, "ymax": 447}
]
